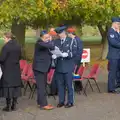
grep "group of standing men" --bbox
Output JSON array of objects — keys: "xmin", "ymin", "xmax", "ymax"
[{"xmin": 33, "ymin": 25, "xmax": 83, "ymax": 110}]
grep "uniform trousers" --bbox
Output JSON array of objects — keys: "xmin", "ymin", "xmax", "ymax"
[
  {"xmin": 108, "ymin": 59, "xmax": 120, "ymax": 91},
  {"xmin": 56, "ymin": 72, "xmax": 74, "ymax": 104}
]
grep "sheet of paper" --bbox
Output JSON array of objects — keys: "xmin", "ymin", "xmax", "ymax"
[
  {"xmin": 0, "ymin": 66, "xmax": 2, "ymax": 79},
  {"xmin": 51, "ymin": 46, "xmax": 63, "ymax": 57}
]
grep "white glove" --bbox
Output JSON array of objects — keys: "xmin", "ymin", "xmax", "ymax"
[
  {"xmin": 55, "ymin": 46, "xmax": 60, "ymax": 50},
  {"xmin": 62, "ymin": 52, "xmax": 68, "ymax": 57},
  {"xmin": 52, "ymin": 54, "xmax": 57, "ymax": 59}
]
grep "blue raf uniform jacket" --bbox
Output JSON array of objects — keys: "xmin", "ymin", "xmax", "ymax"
[
  {"xmin": 107, "ymin": 28, "xmax": 120, "ymax": 60},
  {"xmin": 74, "ymin": 36, "xmax": 83, "ymax": 63},
  {"xmin": 54, "ymin": 37, "xmax": 77, "ymax": 73}
]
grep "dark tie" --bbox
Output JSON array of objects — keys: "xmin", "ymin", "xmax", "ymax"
[{"xmin": 61, "ymin": 39, "xmax": 64, "ymax": 44}]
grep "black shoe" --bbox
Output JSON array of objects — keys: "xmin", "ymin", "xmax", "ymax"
[
  {"xmin": 64, "ymin": 103, "xmax": 74, "ymax": 108},
  {"xmin": 108, "ymin": 90, "xmax": 120, "ymax": 94},
  {"xmin": 11, "ymin": 98, "xmax": 17, "ymax": 111},
  {"xmin": 11, "ymin": 104, "xmax": 16, "ymax": 111},
  {"xmin": 2, "ymin": 106, "xmax": 11, "ymax": 112},
  {"xmin": 2, "ymin": 98, "xmax": 11, "ymax": 112},
  {"xmin": 57, "ymin": 103, "xmax": 64, "ymax": 108},
  {"xmin": 116, "ymin": 85, "xmax": 120, "ymax": 88},
  {"xmin": 108, "ymin": 90, "xmax": 116, "ymax": 93}
]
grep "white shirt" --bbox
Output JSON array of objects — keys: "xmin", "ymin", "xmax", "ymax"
[{"xmin": 61, "ymin": 37, "xmax": 66, "ymax": 44}]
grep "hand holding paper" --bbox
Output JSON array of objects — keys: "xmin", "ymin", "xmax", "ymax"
[
  {"xmin": 55, "ymin": 46, "xmax": 60, "ymax": 50},
  {"xmin": 62, "ymin": 52, "xmax": 68, "ymax": 57},
  {"xmin": 51, "ymin": 46, "xmax": 69, "ymax": 58},
  {"xmin": 51, "ymin": 46, "xmax": 63, "ymax": 57},
  {"xmin": 52, "ymin": 54, "xmax": 57, "ymax": 59}
]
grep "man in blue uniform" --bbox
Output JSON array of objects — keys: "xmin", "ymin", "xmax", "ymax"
[
  {"xmin": 67, "ymin": 27, "xmax": 83, "ymax": 67},
  {"xmin": 107, "ymin": 17, "xmax": 120, "ymax": 93},
  {"xmin": 67, "ymin": 27, "xmax": 83, "ymax": 92},
  {"xmin": 54, "ymin": 26, "xmax": 77, "ymax": 108}
]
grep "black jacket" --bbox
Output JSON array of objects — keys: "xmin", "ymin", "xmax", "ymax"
[
  {"xmin": 33, "ymin": 39, "xmax": 55, "ymax": 73},
  {"xmin": 0, "ymin": 40, "xmax": 21, "ymax": 87}
]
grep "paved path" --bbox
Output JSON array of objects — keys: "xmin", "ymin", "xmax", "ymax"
[{"xmin": 0, "ymin": 69, "xmax": 120, "ymax": 120}]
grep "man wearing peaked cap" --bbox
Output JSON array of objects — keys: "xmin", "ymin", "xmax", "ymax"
[
  {"xmin": 107, "ymin": 17, "xmax": 120, "ymax": 93},
  {"xmin": 53, "ymin": 26, "xmax": 77, "ymax": 108},
  {"xmin": 67, "ymin": 27, "xmax": 83, "ymax": 92},
  {"xmin": 55, "ymin": 26, "xmax": 67, "ymax": 34}
]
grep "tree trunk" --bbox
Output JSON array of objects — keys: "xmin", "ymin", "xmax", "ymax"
[
  {"xmin": 36, "ymin": 28, "xmax": 40, "ymax": 39},
  {"xmin": 97, "ymin": 24, "xmax": 109, "ymax": 60},
  {"xmin": 79, "ymin": 23, "xmax": 83, "ymax": 36},
  {"xmin": 101, "ymin": 37, "xmax": 108, "ymax": 60},
  {"xmin": 11, "ymin": 20, "xmax": 26, "ymax": 59}
]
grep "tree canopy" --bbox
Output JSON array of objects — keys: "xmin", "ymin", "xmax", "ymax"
[
  {"xmin": 0, "ymin": 0, "xmax": 120, "ymax": 27},
  {"xmin": 0, "ymin": 0, "xmax": 62, "ymax": 27},
  {"xmin": 0, "ymin": 0, "xmax": 120, "ymax": 59}
]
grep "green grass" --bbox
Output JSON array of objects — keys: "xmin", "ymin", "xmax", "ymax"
[
  {"xmin": 0, "ymin": 36, "xmax": 102, "ymax": 44},
  {"xmin": 25, "ymin": 36, "xmax": 102, "ymax": 44},
  {"xmin": 81, "ymin": 36, "xmax": 101, "ymax": 44},
  {"xmin": 0, "ymin": 25, "xmax": 102, "ymax": 44}
]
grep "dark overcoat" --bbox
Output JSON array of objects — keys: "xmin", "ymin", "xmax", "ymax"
[{"xmin": 0, "ymin": 40, "xmax": 21, "ymax": 88}]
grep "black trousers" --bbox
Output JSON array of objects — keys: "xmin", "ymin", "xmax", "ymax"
[
  {"xmin": 75, "ymin": 61, "xmax": 81, "ymax": 74},
  {"xmin": 75, "ymin": 62, "xmax": 83, "ymax": 91},
  {"xmin": 34, "ymin": 70, "xmax": 48, "ymax": 107},
  {"xmin": 50, "ymin": 71, "xmax": 58, "ymax": 95}
]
